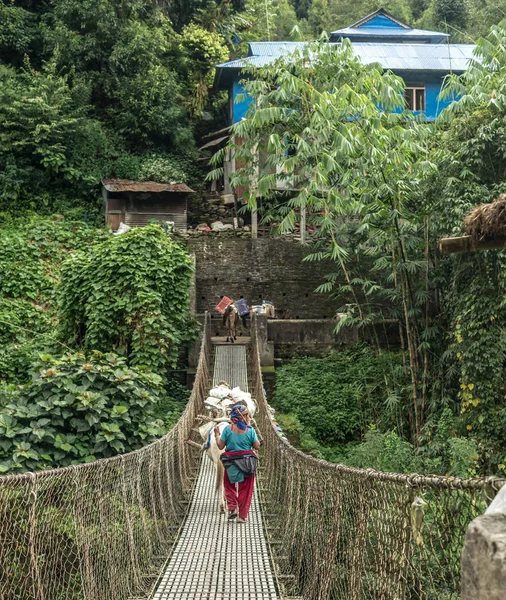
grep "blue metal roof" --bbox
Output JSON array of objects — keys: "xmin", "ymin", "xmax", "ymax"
[
  {"xmin": 353, "ymin": 42, "xmax": 474, "ymax": 71},
  {"xmin": 247, "ymin": 42, "xmax": 305, "ymax": 57},
  {"xmin": 217, "ymin": 42, "xmax": 475, "ymax": 74},
  {"xmin": 330, "ymin": 27, "xmax": 449, "ymax": 43},
  {"xmin": 217, "ymin": 56, "xmax": 274, "ymax": 69}
]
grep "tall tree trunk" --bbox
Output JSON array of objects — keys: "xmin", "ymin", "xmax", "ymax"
[{"xmin": 400, "ymin": 268, "xmax": 420, "ymax": 440}]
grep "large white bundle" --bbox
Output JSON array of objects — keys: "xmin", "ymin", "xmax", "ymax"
[
  {"xmin": 227, "ymin": 387, "xmax": 256, "ymax": 416},
  {"xmin": 230, "ymin": 387, "xmax": 251, "ymax": 400},
  {"xmin": 250, "ymin": 303, "xmax": 275, "ymax": 317},
  {"xmin": 209, "ymin": 385, "xmax": 231, "ymax": 400},
  {"xmin": 205, "ymin": 397, "xmax": 222, "ymax": 409},
  {"xmin": 245, "ymin": 398, "xmax": 257, "ymax": 417}
]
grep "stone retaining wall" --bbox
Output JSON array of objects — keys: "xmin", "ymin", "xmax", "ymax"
[{"xmin": 187, "ymin": 237, "xmax": 337, "ymax": 319}]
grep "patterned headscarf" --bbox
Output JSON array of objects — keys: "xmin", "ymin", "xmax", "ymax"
[{"xmin": 230, "ymin": 405, "xmax": 249, "ymax": 431}]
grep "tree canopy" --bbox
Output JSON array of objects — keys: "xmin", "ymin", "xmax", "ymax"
[{"xmin": 217, "ymin": 20, "xmax": 506, "ymax": 476}]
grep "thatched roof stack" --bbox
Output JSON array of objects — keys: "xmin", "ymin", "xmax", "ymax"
[{"xmin": 464, "ymin": 195, "xmax": 506, "ymax": 241}]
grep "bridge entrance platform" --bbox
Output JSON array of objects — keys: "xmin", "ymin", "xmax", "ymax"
[
  {"xmin": 211, "ymin": 336, "xmax": 251, "ymax": 346},
  {"xmin": 150, "ymin": 345, "xmax": 278, "ymax": 600}
]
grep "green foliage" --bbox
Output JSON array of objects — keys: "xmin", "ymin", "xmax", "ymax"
[
  {"xmin": 153, "ymin": 378, "xmax": 191, "ymax": 429},
  {"xmin": 0, "ymin": 215, "xmax": 108, "ymax": 384},
  {"xmin": 0, "ymin": 352, "xmax": 164, "ymax": 472},
  {"xmin": 306, "ymin": 0, "xmax": 413, "ymax": 35},
  {"xmin": 58, "ymin": 225, "xmax": 195, "ymax": 377},
  {"xmin": 0, "ymin": 61, "xmax": 111, "ymax": 210},
  {"xmin": 272, "ymin": 346, "xmax": 406, "ymax": 445},
  {"xmin": 178, "ymin": 24, "xmax": 229, "ymax": 116},
  {"xmin": 223, "ymin": 40, "xmax": 434, "ymax": 440},
  {"xmin": 110, "ymin": 151, "xmax": 196, "ymax": 185},
  {"xmin": 0, "ymin": 2, "xmax": 38, "ymax": 64},
  {"xmin": 0, "ymin": 0, "xmax": 231, "ymax": 211},
  {"xmin": 240, "ymin": 21, "xmax": 506, "ymax": 476},
  {"xmin": 3, "ymin": 0, "xmax": 504, "ymax": 213},
  {"xmin": 0, "ymin": 217, "xmax": 194, "ymax": 474},
  {"xmin": 346, "ymin": 428, "xmax": 422, "ymax": 473},
  {"xmin": 434, "ymin": 0, "xmax": 467, "ymax": 29},
  {"xmin": 0, "ymin": 299, "xmax": 52, "ymax": 383},
  {"xmin": 425, "ymin": 21, "xmax": 506, "ymax": 474},
  {"xmin": 346, "ymin": 413, "xmax": 479, "ymax": 477}
]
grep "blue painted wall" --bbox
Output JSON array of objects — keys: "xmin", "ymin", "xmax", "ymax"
[
  {"xmin": 398, "ymin": 74, "xmax": 454, "ymax": 120},
  {"xmin": 424, "ymin": 80, "xmax": 452, "ymax": 119},
  {"xmin": 232, "ymin": 79, "xmax": 254, "ymax": 123},
  {"xmin": 358, "ymin": 14, "xmax": 405, "ymax": 29},
  {"xmin": 230, "ymin": 74, "xmax": 453, "ymax": 124}
]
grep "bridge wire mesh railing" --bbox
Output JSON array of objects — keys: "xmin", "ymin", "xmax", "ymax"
[
  {"xmin": 250, "ymin": 317, "xmax": 505, "ymax": 600},
  {"xmin": 0, "ymin": 313, "xmax": 211, "ymax": 600}
]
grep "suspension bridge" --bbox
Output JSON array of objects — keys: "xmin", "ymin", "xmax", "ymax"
[{"xmin": 0, "ymin": 314, "xmax": 503, "ymax": 600}]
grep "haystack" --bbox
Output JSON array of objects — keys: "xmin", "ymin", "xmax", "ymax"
[{"xmin": 464, "ymin": 195, "xmax": 506, "ymax": 241}]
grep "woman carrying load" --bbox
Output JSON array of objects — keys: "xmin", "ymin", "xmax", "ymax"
[{"xmin": 214, "ymin": 405, "xmax": 260, "ymax": 523}]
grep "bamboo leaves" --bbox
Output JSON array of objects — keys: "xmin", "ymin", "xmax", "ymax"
[{"xmin": 221, "ymin": 40, "xmax": 437, "ymax": 438}]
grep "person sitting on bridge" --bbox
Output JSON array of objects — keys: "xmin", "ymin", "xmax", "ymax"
[{"xmin": 214, "ymin": 405, "xmax": 261, "ymax": 523}]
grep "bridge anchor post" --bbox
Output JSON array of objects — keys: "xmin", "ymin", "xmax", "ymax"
[{"xmin": 461, "ymin": 512, "xmax": 506, "ymax": 600}]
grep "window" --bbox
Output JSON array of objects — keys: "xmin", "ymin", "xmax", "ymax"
[{"xmin": 405, "ymin": 84, "xmax": 426, "ymax": 112}]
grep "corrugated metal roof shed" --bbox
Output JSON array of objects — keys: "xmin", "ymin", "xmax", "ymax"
[
  {"xmin": 217, "ymin": 43, "xmax": 475, "ymax": 73},
  {"xmin": 102, "ymin": 179, "xmax": 194, "ymax": 193}
]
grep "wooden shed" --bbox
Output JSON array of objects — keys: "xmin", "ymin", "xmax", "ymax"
[{"xmin": 102, "ymin": 178, "xmax": 194, "ymax": 232}]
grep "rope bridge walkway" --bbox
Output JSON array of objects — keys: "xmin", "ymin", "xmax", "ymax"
[
  {"xmin": 0, "ymin": 313, "xmax": 504, "ymax": 600},
  {"xmin": 152, "ymin": 344, "xmax": 277, "ymax": 600}
]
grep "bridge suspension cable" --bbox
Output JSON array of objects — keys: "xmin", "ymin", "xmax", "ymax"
[
  {"xmin": 0, "ymin": 314, "xmax": 212, "ymax": 600},
  {"xmin": 250, "ymin": 317, "xmax": 505, "ymax": 600},
  {"xmin": 0, "ymin": 312, "xmax": 504, "ymax": 600}
]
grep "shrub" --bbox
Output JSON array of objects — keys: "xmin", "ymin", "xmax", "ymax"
[
  {"xmin": 272, "ymin": 346, "xmax": 404, "ymax": 445},
  {"xmin": 0, "ymin": 352, "xmax": 164, "ymax": 473},
  {"xmin": 153, "ymin": 378, "xmax": 191, "ymax": 430},
  {"xmin": 0, "ymin": 216, "xmax": 108, "ymax": 384},
  {"xmin": 57, "ymin": 225, "xmax": 195, "ymax": 378},
  {"xmin": 345, "ymin": 428, "xmax": 422, "ymax": 473}
]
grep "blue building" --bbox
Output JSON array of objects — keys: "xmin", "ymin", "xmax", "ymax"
[
  {"xmin": 209, "ymin": 9, "xmax": 476, "ymax": 230},
  {"xmin": 215, "ymin": 8, "xmax": 475, "ymax": 124}
]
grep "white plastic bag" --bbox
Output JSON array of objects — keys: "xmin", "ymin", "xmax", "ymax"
[
  {"xmin": 209, "ymin": 385, "xmax": 231, "ymax": 400},
  {"xmin": 211, "ymin": 221, "xmax": 226, "ymax": 232},
  {"xmin": 113, "ymin": 222, "xmax": 130, "ymax": 235},
  {"xmin": 485, "ymin": 485, "xmax": 506, "ymax": 515}
]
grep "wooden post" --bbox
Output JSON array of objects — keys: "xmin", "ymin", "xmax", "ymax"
[
  {"xmin": 102, "ymin": 185, "xmax": 109, "ymax": 227},
  {"xmin": 300, "ymin": 206, "xmax": 306, "ymax": 244},
  {"xmin": 252, "ymin": 205, "xmax": 258, "ymax": 239},
  {"xmin": 440, "ymin": 235, "xmax": 506, "ymax": 254},
  {"xmin": 251, "ymin": 142, "xmax": 259, "ymax": 240}
]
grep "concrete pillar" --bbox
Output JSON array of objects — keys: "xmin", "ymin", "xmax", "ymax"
[
  {"xmin": 254, "ymin": 315, "xmax": 274, "ymax": 366},
  {"xmin": 189, "ymin": 253, "xmax": 197, "ymax": 316},
  {"xmin": 102, "ymin": 186, "xmax": 109, "ymax": 227},
  {"xmin": 461, "ymin": 513, "xmax": 506, "ymax": 600}
]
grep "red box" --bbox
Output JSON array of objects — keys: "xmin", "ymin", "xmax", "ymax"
[{"xmin": 215, "ymin": 296, "xmax": 233, "ymax": 314}]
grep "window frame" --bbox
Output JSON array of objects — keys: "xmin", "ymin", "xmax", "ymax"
[{"xmin": 404, "ymin": 83, "xmax": 426, "ymax": 112}]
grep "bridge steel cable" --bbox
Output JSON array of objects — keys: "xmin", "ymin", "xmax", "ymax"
[
  {"xmin": 0, "ymin": 314, "xmax": 212, "ymax": 600},
  {"xmin": 250, "ymin": 316, "xmax": 506, "ymax": 600}
]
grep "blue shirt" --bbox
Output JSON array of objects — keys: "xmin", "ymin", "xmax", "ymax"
[{"xmin": 220, "ymin": 425, "xmax": 258, "ymax": 452}]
